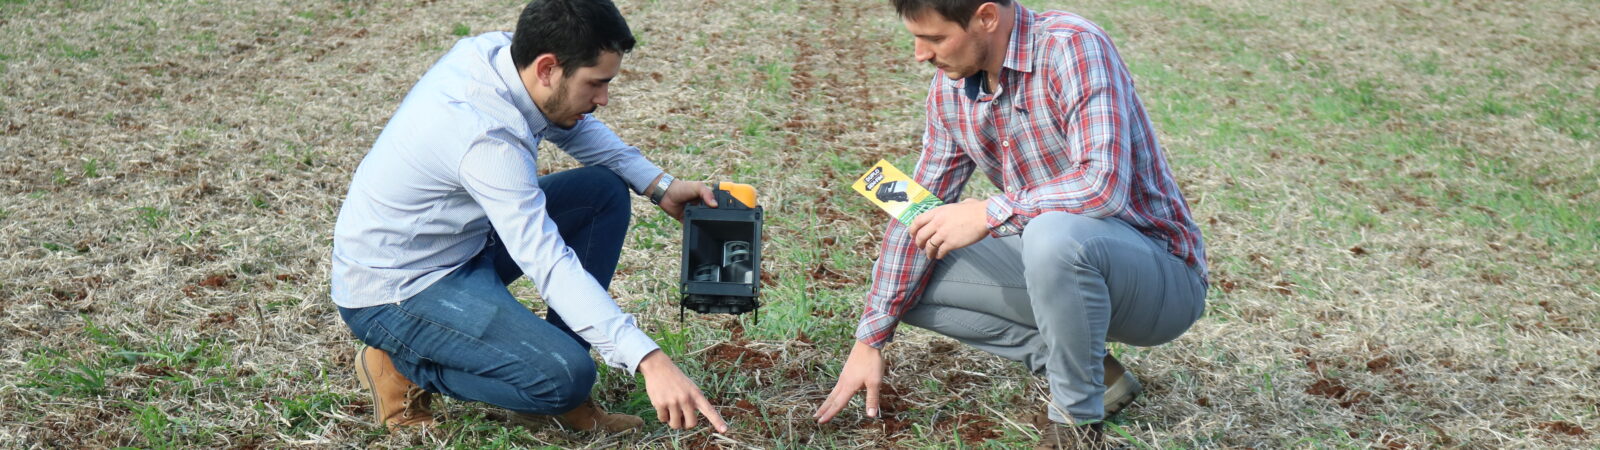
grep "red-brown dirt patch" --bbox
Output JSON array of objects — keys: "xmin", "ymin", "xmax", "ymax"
[{"xmin": 703, "ymin": 341, "xmax": 774, "ymax": 369}]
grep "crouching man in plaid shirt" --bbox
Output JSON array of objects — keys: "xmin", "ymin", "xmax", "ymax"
[{"xmin": 815, "ymin": 1, "xmax": 1207, "ymax": 446}]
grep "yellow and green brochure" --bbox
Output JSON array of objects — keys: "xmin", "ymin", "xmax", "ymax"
[{"xmin": 851, "ymin": 159, "xmax": 943, "ymax": 225}]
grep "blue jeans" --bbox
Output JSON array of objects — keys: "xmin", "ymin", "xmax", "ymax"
[{"xmin": 338, "ymin": 166, "xmax": 631, "ymax": 414}]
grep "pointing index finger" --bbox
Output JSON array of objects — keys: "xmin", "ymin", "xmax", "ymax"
[{"xmin": 696, "ymin": 394, "xmax": 729, "ymax": 433}]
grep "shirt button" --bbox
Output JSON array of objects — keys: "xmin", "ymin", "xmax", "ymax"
[{"xmin": 1002, "ymin": 140, "xmax": 1011, "ymax": 148}]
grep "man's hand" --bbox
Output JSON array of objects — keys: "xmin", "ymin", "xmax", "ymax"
[
  {"xmin": 638, "ymin": 350, "xmax": 729, "ymax": 433},
  {"xmin": 813, "ymin": 340, "xmax": 885, "ymax": 424},
  {"xmin": 909, "ymin": 198, "xmax": 989, "ymax": 259},
  {"xmin": 655, "ymin": 177, "xmax": 718, "ymax": 221}
]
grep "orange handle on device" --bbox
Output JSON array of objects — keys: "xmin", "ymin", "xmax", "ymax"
[{"xmin": 716, "ymin": 182, "xmax": 758, "ymax": 208}]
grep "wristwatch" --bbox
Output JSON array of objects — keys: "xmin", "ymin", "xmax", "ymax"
[{"xmin": 649, "ymin": 173, "xmax": 674, "ymax": 205}]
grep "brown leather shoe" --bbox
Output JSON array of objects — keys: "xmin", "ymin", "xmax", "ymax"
[
  {"xmin": 512, "ymin": 399, "xmax": 644, "ymax": 433},
  {"xmin": 354, "ymin": 346, "xmax": 435, "ymax": 428}
]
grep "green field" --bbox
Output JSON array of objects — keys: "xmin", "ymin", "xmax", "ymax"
[{"xmin": 1, "ymin": 0, "xmax": 1596, "ymax": 447}]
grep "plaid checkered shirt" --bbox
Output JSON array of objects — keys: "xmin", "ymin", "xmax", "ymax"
[{"xmin": 856, "ymin": 5, "xmax": 1208, "ymax": 348}]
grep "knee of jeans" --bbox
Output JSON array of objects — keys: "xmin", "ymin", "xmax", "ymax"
[
  {"xmin": 584, "ymin": 166, "xmax": 630, "ymax": 212},
  {"xmin": 518, "ymin": 347, "xmax": 596, "ymax": 412},
  {"xmin": 899, "ymin": 305, "xmax": 934, "ymax": 331},
  {"xmin": 555, "ymin": 358, "xmax": 597, "ymax": 411},
  {"xmin": 1021, "ymin": 212, "xmax": 1100, "ymax": 269}
]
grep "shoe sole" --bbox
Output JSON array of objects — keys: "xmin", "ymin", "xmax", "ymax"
[
  {"xmin": 1103, "ymin": 371, "xmax": 1142, "ymax": 417},
  {"xmin": 354, "ymin": 346, "xmax": 385, "ymax": 427}
]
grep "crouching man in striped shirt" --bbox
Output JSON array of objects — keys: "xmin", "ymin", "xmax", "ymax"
[
  {"xmin": 331, "ymin": 0, "xmax": 727, "ymax": 435},
  {"xmin": 815, "ymin": 1, "xmax": 1208, "ymax": 447}
]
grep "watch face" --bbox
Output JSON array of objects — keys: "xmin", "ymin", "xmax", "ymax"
[{"xmin": 653, "ymin": 175, "xmax": 673, "ymax": 203}]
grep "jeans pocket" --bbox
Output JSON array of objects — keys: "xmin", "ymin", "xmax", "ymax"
[{"xmin": 398, "ymin": 292, "xmax": 500, "ymax": 341}]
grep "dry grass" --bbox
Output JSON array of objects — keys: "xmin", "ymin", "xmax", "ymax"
[{"xmin": 1, "ymin": 0, "xmax": 1596, "ymax": 448}]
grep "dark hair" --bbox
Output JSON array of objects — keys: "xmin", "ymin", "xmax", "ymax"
[
  {"xmin": 511, "ymin": 0, "xmax": 636, "ymax": 73},
  {"xmin": 889, "ymin": 0, "xmax": 1012, "ymax": 28}
]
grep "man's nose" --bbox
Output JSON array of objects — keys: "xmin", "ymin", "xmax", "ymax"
[
  {"xmin": 594, "ymin": 86, "xmax": 609, "ymax": 107},
  {"xmin": 912, "ymin": 39, "xmax": 933, "ymax": 63}
]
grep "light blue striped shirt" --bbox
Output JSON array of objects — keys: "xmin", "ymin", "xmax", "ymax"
[{"xmin": 331, "ymin": 32, "xmax": 662, "ymax": 373}]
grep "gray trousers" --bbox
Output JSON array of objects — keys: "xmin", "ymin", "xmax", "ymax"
[{"xmin": 900, "ymin": 212, "xmax": 1206, "ymax": 423}]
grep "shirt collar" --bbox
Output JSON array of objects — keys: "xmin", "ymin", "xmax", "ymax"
[
  {"xmin": 960, "ymin": 5, "xmax": 1038, "ymax": 101},
  {"xmin": 1003, "ymin": 4, "xmax": 1036, "ymax": 74},
  {"xmin": 493, "ymin": 45, "xmax": 549, "ymax": 136}
]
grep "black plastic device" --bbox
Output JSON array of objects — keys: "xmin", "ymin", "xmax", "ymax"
[{"xmin": 678, "ymin": 186, "xmax": 763, "ymax": 319}]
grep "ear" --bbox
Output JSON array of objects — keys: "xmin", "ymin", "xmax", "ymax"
[
  {"xmin": 532, "ymin": 53, "xmax": 562, "ymax": 87},
  {"xmin": 974, "ymin": 2, "xmax": 1000, "ymax": 32}
]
